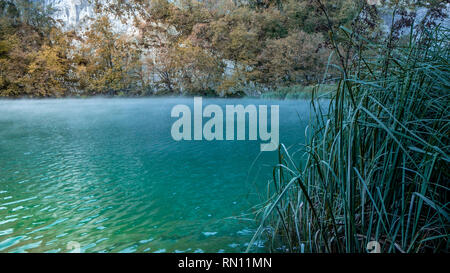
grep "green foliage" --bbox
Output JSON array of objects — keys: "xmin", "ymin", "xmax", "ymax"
[
  {"xmin": 260, "ymin": 84, "xmax": 336, "ymax": 100},
  {"xmin": 250, "ymin": 23, "xmax": 450, "ymax": 253},
  {"xmin": 256, "ymin": 31, "xmax": 330, "ymax": 85}
]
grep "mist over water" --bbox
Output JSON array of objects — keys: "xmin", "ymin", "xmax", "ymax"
[{"xmin": 0, "ymin": 98, "xmax": 312, "ymax": 253}]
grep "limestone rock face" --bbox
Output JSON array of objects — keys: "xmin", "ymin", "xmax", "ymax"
[
  {"xmin": 41, "ymin": 0, "xmax": 138, "ymax": 33},
  {"xmin": 42, "ymin": 0, "xmax": 94, "ymax": 28}
]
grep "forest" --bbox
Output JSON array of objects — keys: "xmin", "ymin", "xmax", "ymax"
[{"xmin": 1, "ymin": 0, "xmax": 445, "ymax": 98}]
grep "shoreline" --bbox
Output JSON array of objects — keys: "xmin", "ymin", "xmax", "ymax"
[{"xmin": 0, "ymin": 95, "xmax": 329, "ymax": 101}]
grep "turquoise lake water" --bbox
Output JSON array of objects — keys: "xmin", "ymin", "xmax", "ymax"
[{"xmin": 0, "ymin": 98, "xmax": 312, "ymax": 253}]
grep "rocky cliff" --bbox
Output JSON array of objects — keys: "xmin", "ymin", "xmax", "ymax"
[{"xmin": 43, "ymin": 0, "xmax": 94, "ymax": 28}]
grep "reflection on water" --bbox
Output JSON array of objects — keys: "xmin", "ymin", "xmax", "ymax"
[{"xmin": 0, "ymin": 98, "xmax": 310, "ymax": 253}]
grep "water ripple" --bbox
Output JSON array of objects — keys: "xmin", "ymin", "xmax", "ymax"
[{"xmin": 0, "ymin": 98, "xmax": 309, "ymax": 252}]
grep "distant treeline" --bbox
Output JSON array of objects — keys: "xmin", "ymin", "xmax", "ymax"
[{"xmin": 0, "ymin": 0, "xmax": 447, "ymax": 97}]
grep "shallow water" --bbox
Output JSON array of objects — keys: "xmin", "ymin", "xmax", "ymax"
[{"xmin": 0, "ymin": 98, "xmax": 312, "ymax": 253}]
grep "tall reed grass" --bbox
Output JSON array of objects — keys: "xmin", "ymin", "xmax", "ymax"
[{"xmin": 250, "ymin": 25, "xmax": 449, "ymax": 253}]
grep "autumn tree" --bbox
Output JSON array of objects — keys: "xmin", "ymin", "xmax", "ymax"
[
  {"xmin": 3, "ymin": 0, "xmax": 447, "ymax": 97},
  {"xmin": 75, "ymin": 16, "xmax": 142, "ymax": 95},
  {"xmin": 0, "ymin": 0, "xmax": 74, "ymax": 97},
  {"xmin": 24, "ymin": 29, "xmax": 74, "ymax": 97},
  {"xmin": 256, "ymin": 31, "xmax": 330, "ymax": 86}
]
